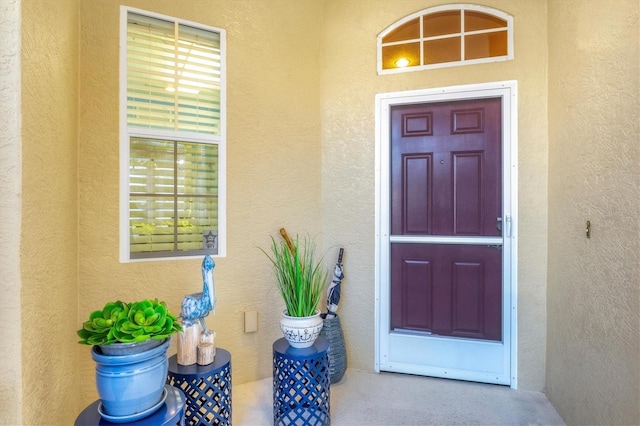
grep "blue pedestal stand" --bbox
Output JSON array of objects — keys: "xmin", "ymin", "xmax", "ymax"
[
  {"xmin": 166, "ymin": 348, "xmax": 232, "ymax": 426},
  {"xmin": 273, "ymin": 337, "xmax": 330, "ymax": 426}
]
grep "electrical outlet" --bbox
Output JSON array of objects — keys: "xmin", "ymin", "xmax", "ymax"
[{"xmin": 244, "ymin": 310, "xmax": 258, "ymax": 333}]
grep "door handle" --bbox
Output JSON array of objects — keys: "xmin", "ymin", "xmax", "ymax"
[{"xmin": 496, "ymin": 217, "xmax": 502, "ymax": 233}]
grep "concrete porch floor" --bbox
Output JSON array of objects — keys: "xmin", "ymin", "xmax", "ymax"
[{"xmin": 234, "ymin": 369, "xmax": 565, "ymax": 425}]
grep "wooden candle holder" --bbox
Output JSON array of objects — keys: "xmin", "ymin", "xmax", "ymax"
[
  {"xmin": 177, "ymin": 321, "xmax": 202, "ymax": 365},
  {"xmin": 197, "ymin": 331, "xmax": 216, "ymax": 365}
]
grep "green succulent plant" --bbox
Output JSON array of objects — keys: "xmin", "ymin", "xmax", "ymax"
[{"xmin": 77, "ymin": 299, "xmax": 182, "ymax": 345}]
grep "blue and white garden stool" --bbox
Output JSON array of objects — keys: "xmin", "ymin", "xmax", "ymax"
[
  {"xmin": 273, "ymin": 337, "xmax": 330, "ymax": 426},
  {"xmin": 166, "ymin": 349, "xmax": 232, "ymax": 425}
]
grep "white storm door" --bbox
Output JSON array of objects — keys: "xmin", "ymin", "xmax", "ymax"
[{"xmin": 375, "ymin": 81, "xmax": 518, "ymax": 387}]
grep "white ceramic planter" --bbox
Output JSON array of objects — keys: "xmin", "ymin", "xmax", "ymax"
[{"xmin": 280, "ymin": 309, "xmax": 323, "ymax": 348}]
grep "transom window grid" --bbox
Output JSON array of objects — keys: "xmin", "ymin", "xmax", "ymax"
[
  {"xmin": 121, "ymin": 7, "xmax": 226, "ymax": 261},
  {"xmin": 377, "ymin": 4, "xmax": 513, "ymax": 74}
]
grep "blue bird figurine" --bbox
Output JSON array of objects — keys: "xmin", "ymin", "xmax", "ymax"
[{"xmin": 181, "ymin": 254, "xmax": 217, "ymax": 329}]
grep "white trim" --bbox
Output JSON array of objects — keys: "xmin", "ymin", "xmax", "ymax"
[
  {"xmin": 377, "ymin": 4, "xmax": 514, "ymax": 75},
  {"xmin": 374, "ymin": 80, "xmax": 518, "ymax": 388},
  {"xmin": 122, "ymin": 6, "xmax": 226, "ymax": 35},
  {"xmin": 119, "ymin": 6, "xmax": 227, "ymax": 262},
  {"xmin": 126, "ymin": 128, "xmax": 224, "ymax": 145},
  {"xmin": 119, "ymin": 6, "xmax": 129, "ymax": 264},
  {"xmin": 390, "ymin": 236, "xmax": 503, "ymax": 245}
]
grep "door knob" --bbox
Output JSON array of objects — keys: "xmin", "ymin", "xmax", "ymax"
[{"xmin": 496, "ymin": 217, "xmax": 502, "ymax": 232}]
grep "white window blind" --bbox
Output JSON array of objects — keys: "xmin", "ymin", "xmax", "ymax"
[
  {"xmin": 129, "ymin": 138, "xmax": 219, "ymax": 256},
  {"xmin": 121, "ymin": 8, "xmax": 225, "ymax": 261},
  {"xmin": 127, "ymin": 13, "xmax": 222, "ymax": 134}
]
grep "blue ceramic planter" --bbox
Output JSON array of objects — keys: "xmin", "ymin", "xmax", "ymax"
[{"xmin": 91, "ymin": 339, "xmax": 170, "ymax": 418}]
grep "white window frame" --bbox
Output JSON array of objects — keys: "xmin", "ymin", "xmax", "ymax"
[
  {"xmin": 119, "ymin": 6, "xmax": 227, "ymax": 262},
  {"xmin": 377, "ymin": 4, "xmax": 514, "ymax": 75}
]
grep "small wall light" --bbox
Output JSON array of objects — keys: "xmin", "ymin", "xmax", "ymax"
[{"xmin": 395, "ymin": 58, "xmax": 410, "ymax": 68}]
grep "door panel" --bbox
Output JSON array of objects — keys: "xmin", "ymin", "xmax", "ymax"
[
  {"xmin": 403, "ymin": 154, "xmax": 432, "ymax": 233},
  {"xmin": 390, "ymin": 98, "xmax": 502, "ymax": 341},
  {"xmin": 453, "ymin": 152, "xmax": 482, "ymax": 234},
  {"xmin": 391, "ymin": 244, "xmax": 502, "ymax": 340},
  {"xmin": 391, "ymin": 99, "xmax": 501, "ymax": 237}
]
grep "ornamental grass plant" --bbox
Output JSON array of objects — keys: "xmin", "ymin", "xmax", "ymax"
[{"xmin": 262, "ymin": 230, "xmax": 328, "ymax": 318}]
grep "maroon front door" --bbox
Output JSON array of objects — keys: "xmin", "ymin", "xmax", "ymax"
[{"xmin": 390, "ymin": 98, "xmax": 503, "ymax": 341}]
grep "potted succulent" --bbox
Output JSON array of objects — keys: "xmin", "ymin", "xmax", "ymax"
[
  {"xmin": 262, "ymin": 228, "xmax": 329, "ymax": 348},
  {"xmin": 78, "ymin": 299, "xmax": 182, "ymax": 421}
]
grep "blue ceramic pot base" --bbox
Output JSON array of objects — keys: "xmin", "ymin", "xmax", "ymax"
[{"xmin": 97, "ymin": 387, "xmax": 168, "ymax": 423}]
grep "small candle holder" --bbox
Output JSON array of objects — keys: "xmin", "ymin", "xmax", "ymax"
[
  {"xmin": 176, "ymin": 320, "xmax": 202, "ymax": 366},
  {"xmin": 197, "ymin": 330, "xmax": 216, "ymax": 365}
]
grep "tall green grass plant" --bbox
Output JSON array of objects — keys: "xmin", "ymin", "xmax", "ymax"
[{"xmin": 262, "ymin": 231, "xmax": 328, "ymax": 317}]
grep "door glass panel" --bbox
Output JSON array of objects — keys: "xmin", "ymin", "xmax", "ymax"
[
  {"xmin": 464, "ymin": 11, "xmax": 506, "ymax": 31},
  {"xmin": 465, "ymin": 31, "xmax": 508, "ymax": 60},
  {"xmin": 423, "ymin": 37, "xmax": 460, "ymax": 65},
  {"xmin": 423, "ymin": 11, "xmax": 460, "ymax": 37},
  {"xmin": 382, "ymin": 18, "xmax": 420, "ymax": 43}
]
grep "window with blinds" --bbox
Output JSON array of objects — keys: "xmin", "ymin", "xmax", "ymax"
[{"xmin": 121, "ymin": 8, "xmax": 226, "ymax": 261}]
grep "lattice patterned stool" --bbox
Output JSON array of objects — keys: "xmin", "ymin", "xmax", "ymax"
[
  {"xmin": 273, "ymin": 337, "xmax": 330, "ymax": 426},
  {"xmin": 167, "ymin": 348, "xmax": 231, "ymax": 425}
]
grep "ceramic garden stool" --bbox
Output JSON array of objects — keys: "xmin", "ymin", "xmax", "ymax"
[
  {"xmin": 166, "ymin": 348, "xmax": 232, "ymax": 426},
  {"xmin": 273, "ymin": 337, "xmax": 330, "ymax": 426},
  {"xmin": 74, "ymin": 385, "xmax": 186, "ymax": 425}
]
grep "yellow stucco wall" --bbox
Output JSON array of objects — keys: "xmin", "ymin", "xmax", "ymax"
[
  {"xmin": 7, "ymin": 0, "xmax": 638, "ymax": 424},
  {"xmin": 547, "ymin": 1, "xmax": 640, "ymax": 424},
  {"xmin": 19, "ymin": 0, "xmax": 80, "ymax": 424},
  {"xmin": 77, "ymin": 0, "xmax": 324, "ymax": 411},
  {"xmin": 320, "ymin": 0, "xmax": 549, "ymax": 391}
]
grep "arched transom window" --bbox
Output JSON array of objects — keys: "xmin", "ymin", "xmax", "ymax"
[{"xmin": 377, "ymin": 4, "xmax": 513, "ymax": 74}]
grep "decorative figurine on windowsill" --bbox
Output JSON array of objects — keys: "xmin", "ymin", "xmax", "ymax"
[{"xmin": 177, "ymin": 254, "xmax": 217, "ymax": 365}]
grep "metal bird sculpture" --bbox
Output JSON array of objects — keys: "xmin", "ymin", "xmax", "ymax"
[{"xmin": 181, "ymin": 254, "xmax": 217, "ymax": 329}]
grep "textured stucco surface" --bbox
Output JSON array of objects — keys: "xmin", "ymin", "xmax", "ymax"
[
  {"xmin": 320, "ymin": 0, "xmax": 549, "ymax": 391},
  {"xmin": 7, "ymin": 0, "xmax": 638, "ymax": 424},
  {"xmin": 546, "ymin": 1, "xmax": 640, "ymax": 424},
  {"xmin": 0, "ymin": 1, "xmax": 23, "ymax": 424},
  {"xmin": 77, "ymin": 0, "xmax": 323, "ymax": 410},
  {"xmin": 19, "ymin": 0, "xmax": 80, "ymax": 424}
]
